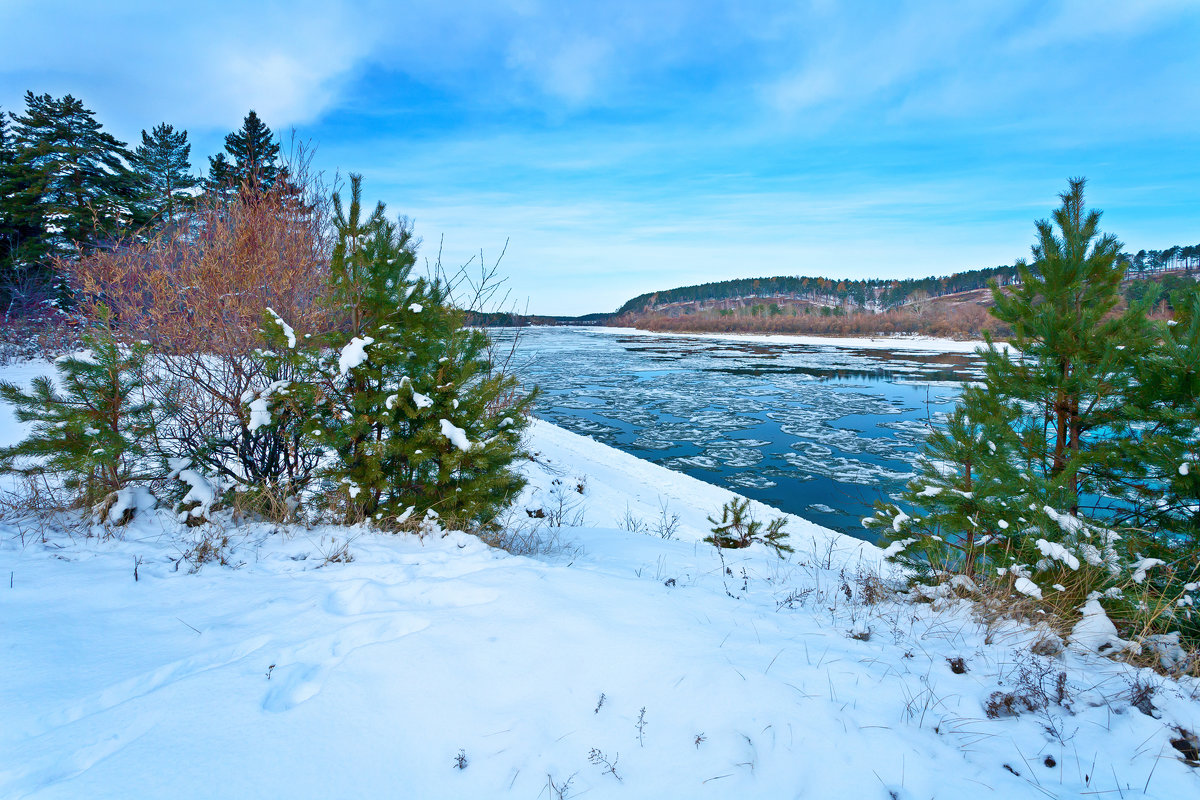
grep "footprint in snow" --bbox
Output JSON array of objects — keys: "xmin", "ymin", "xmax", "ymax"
[{"xmin": 262, "ymin": 615, "xmax": 429, "ymax": 712}]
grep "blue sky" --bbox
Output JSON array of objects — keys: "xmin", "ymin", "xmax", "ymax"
[{"xmin": 3, "ymin": 0, "xmax": 1199, "ymax": 314}]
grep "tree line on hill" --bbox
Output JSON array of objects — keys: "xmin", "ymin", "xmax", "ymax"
[
  {"xmin": 0, "ymin": 90, "xmax": 292, "ymax": 320},
  {"xmin": 615, "ymin": 266, "xmax": 1021, "ymax": 317},
  {"xmin": 616, "ymin": 246, "xmax": 1200, "ymax": 320}
]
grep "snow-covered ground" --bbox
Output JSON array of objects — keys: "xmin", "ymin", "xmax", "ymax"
[
  {"xmin": 583, "ymin": 325, "xmax": 1005, "ymax": 355},
  {"xmin": 1, "ymin": 367, "xmax": 1198, "ymax": 799}
]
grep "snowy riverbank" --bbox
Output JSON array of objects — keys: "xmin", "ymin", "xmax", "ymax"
[{"xmin": 2, "ymin": 407, "xmax": 1198, "ymax": 798}]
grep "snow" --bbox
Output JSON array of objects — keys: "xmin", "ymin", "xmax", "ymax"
[
  {"xmin": 245, "ymin": 381, "xmax": 291, "ymax": 433},
  {"xmin": 266, "ymin": 307, "xmax": 296, "ymax": 348},
  {"xmin": 1070, "ymin": 599, "xmax": 1130, "ymax": 655},
  {"xmin": 1013, "ymin": 576, "xmax": 1043, "ymax": 599},
  {"xmin": 408, "ymin": 303, "xmax": 424, "ymax": 313},
  {"xmin": 411, "ymin": 390, "xmax": 433, "ymax": 410},
  {"xmin": 439, "ymin": 418, "xmax": 473, "ymax": 451},
  {"xmin": 1132, "ymin": 557, "xmax": 1166, "ymax": 585},
  {"xmin": 337, "ymin": 336, "xmax": 374, "ymax": 376},
  {"xmin": 167, "ymin": 458, "xmax": 218, "ymax": 521},
  {"xmin": 1035, "ymin": 538, "xmax": 1080, "ymax": 570},
  {"xmin": 0, "ymin": 366, "xmax": 1198, "ymax": 799},
  {"xmin": 879, "ymin": 536, "xmax": 916, "ymax": 558},
  {"xmin": 103, "ymin": 485, "xmax": 156, "ymax": 524},
  {"xmin": 1043, "ymin": 505, "xmax": 1086, "ymax": 535},
  {"xmin": 247, "ymin": 396, "xmax": 272, "ymax": 432}
]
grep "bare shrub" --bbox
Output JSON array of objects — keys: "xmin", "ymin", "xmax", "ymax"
[
  {"xmin": 985, "ymin": 651, "xmax": 1071, "ymax": 719},
  {"xmin": 70, "ymin": 165, "xmax": 332, "ymax": 501}
]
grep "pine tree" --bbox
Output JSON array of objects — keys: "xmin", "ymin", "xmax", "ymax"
[
  {"xmin": 220, "ymin": 110, "xmax": 280, "ymax": 192},
  {"xmin": 205, "ymin": 152, "xmax": 236, "ymax": 199},
  {"xmin": 986, "ymin": 177, "xmax": 1154, "ymax": 517},
  {"xmin": 0, "ymin": 107, "xmax": 52, "ymax": 315},
  {"xmin": 705, "ymin": 497, "xmax": 792, "ymax": 557},
  {"xmin": 9, "ymin": 92, "xmax": 138, "ymax": 260},
  {"xmin": 328, "ymin": 173, "xmax": 405, "ymax": 334},
  {"xmin": 867, "ymin": 390, "xmax": 1019, "ymax": 578},
  {"xmin": 129, "ymin": 122, "xmax": 198, "ymax": 227},
  {"xmin": 1125, "ymin": 285, "xmax": 1200, "ymax": 544},
  {"xmin": 872, "ymin": 180, "xmax": 1152, "ymax": 590},
  {"xmin": 257, "ymin": 176, "xmax": 535, "ymax": 527},
  {"xmin": 0, "ymin": 306, "xmax": 156, "ymax": 511}
]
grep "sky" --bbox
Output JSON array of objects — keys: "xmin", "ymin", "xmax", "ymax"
[{"xmin": 2, "ymin": 0, "xmax": 1199, "ymax": 315}]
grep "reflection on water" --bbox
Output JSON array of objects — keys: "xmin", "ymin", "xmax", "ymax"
[{"xmin": 495, "ymin": 327, "xmax": 982, "ymax": 541}]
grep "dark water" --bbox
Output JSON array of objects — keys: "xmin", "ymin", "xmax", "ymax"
[{"xmin": 493, "ymin": 327, "xmax": 983, "ymax": 540}]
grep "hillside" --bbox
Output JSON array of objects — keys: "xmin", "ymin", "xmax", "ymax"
[
  {"xmin": 614, "ymin": 266, "xmax": 1019, "ymax": 318},
  {"xmin": 468, "ymin": 247, "xmax": 1199, "ymax": 339},
  {"xmin": 3, "ymin": 386, "xmax": 1199, "ymax": 798}
]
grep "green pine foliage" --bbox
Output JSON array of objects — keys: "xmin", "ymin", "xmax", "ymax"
[
  {"xmin": 9, "ymin": 92, "xmax": 139, "ymax": 260},
  {"xmin": 867, "ymin": 393, "xmax": 1018, "ymax": 578},
  {"xmin": 0, "ymin": 307, "xmax": 155, "ymax": 510},
  {"xmin": 213, "ymin": 110, "xmax": 280, "ymax": 193},
  {"xmin": 129, "ymin": 122, "xmax": 198, "ymax": 226},
  {"xmin": 0, "ymin": 108, "xmax": 52, "ymax": 312},
  {"xmin": 1124, "ymin": 286, "xmax": 1200, "ymax": 543},
  {"xmin": 873, "ymin": 179, "xmax": 1200, "ymax": 654},
  {"xmin": 706, "ymin": 497, "xmax": 792, "ymax": 557},
  {"xmin": 987, "ymin": 178, "xmax": 1156, "ymax": 517},
  {"xmin": 253, "ymin": 175, "xmax": 536, "ymax": 529},
  {"xmin": 204, "ymin": 152, "xmax": 236, "ymax": 199}
]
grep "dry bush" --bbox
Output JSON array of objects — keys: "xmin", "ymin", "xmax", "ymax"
[
  {"xmin": 71, "ymin": 177, "xmax": 331, "ymax": 355},
  {"xmin": 69, "ymin": 164, "xmax": 333, "ymax": 495}
]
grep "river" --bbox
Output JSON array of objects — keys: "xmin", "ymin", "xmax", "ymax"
[{"xmin": 493, "ymin": 327, "xmax": 984, "ymax": 541}]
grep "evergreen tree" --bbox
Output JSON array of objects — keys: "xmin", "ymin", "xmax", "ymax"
[
  {"xmin": 129, "ymin": 122, "xmax": 198, "ymax": 226},
  {"xmin": 867, "ymin": 391, "xmax": 1019, "ymax": 578},
  {"xmin": 220, "ymin": 110, "xmax": 280, "ymax": 192},
  {"xmin": 867, "ymin": 180, "xmax": 1200, "ymax": 646},
  {"xmin": 986, "ymin": 177, "xmax": 1155, "ymax": 517},
  {"xmin": 328, "ymin": 173, "xmax": 403, "ymax": 334},
  {"xmin": 256, "ymin": 176, "xmax": 535, "ymax": 527},
  {"xmin": 1125, "ymin": 286, "xmax": 1200, "ymax": 544},
  {"xmin": 205, "ymin": 152, "xmax": 236, "ymax": 198},
  {"xmin": 0, "ymin": 107, "xmax": 52, "ymax": 314},
  {"xmin": 0, "ymin": 306, "xmax": 156, "ymax": 511},
  {"xmin": 9, "ymin": 92, "xmax": 138, "ymax": 260}
]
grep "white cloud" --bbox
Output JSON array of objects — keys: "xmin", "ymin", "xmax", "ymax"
[{"xmin": 0, "ymin": 0, "xmax": 378, "ymax": 133}]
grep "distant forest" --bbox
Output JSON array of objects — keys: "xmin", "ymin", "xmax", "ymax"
[{"xmin": 617, "ymin": 246, "xmax": 1200, "ymax": 317}]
